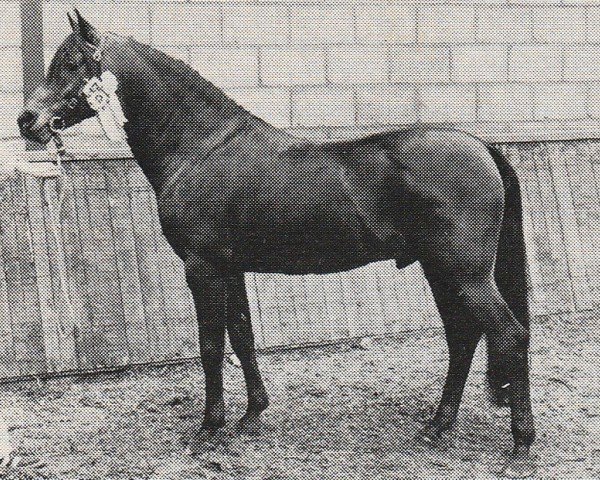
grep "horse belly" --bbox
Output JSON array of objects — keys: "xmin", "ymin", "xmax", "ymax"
[{"xmin": 236, "ymin": 206, "xmax": 403, "ymax": 274}]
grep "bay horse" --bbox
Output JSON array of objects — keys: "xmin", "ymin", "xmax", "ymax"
[{"xmin": 18, "ymin": 10, "xmax": 535, "ymax": 477}]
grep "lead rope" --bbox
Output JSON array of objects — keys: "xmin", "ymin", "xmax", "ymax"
[{"xmin": 45, "ymin": 132, "xmax": 76, "ymax": 335}]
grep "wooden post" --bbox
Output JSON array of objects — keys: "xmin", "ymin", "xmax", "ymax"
[{"xmin": 20, "ymin": 0, "xmax": 45, "ymax": 151}]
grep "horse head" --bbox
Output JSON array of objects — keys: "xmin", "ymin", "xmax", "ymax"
[{"xmin": 18, "ymin": 9, "xmax": 111, "ymax": 144}]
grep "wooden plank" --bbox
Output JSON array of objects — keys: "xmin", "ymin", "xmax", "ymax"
[
  {"xmin": 69, "ymin": 164, "xmax": 100, "ymax": 370},
  {"xmin": 516, "ymin": 149, "xmax": 549, "ymax": 316},
  {"xmin": 253, "ymin": 273, "xmax": 287, "ymax": 348},
  {"xmin": 245, "ymin": 273, "xmax": 266, "ymax": 349},
  {"xmin": 9, "ymin": 176, "xmax": 46, "ymax": 376},
  {"xmin": 322, "ymin": 273, "xmax": 350, "ymax": 341},
  {"xmin": 58, "ymin": 163, "xmax": 93, "ymax": 370},
  {"xmin": 269, "ymin": 274, "xmax": 300, "ymax": 347},
  {"xmin": 361, "ymin": 263, "xmax": 386, "ymax": 336},
  {"xmin": 374, "ymin": 260, "xmax": 402, "ymax": 331},
  {"xmin": 287, "ymin": 274, "xmax": 313, "ymax": 345},
  {"xmin": 590, "ymin": 162, "xmax": 600, "ymax": 294},
  {"xmin": 528, "ymin": 147, "xmax": 572, "ymax": 314},
  {"xmin": 564, "ymin": 149, "xmax": 600, "ymax": 307},
  {"xmin": 129, "ymin": 189, "xmax": 169, "ymax": 361},
  {"xmin": 25, "ymin": 177, "xmax": 61, "ymax": 373},
  {"xmin": 519, "ymin": 150, "xmax": 550, "ymax": 274},
  {"xmin": 104, "ymin": 161, "xmax": 151, "ymax": 364},
  {"xmin": 548, "ymin": 146, "xmax": 595, "ymax": 311},
  {"xmin": 0, "ymin": 180, "xmax": 18, "ymax": 378},
  {"xmin": 338, "ymin": 264, "xmax": 385, "ymax": 338},
  {"xmin": 45, "ymin": 175, "xmax": 83, "ymax": 371},
  {"xmin": 394, "ymin": 263, "xmax": 433, "ymax": 333},
  {"xmin": 83, "ymin": 162, "xmax": 129, "ymax": 367},
  {"xmin": 530, "ymin": 149, "xmax": 575, "ymax": 314},
  {"xmin": 302, "ymin": 274, "xmax": 332, "ymax": 345}
]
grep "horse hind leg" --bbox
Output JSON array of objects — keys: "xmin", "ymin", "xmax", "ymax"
[
  {"xmin": 422, "ymin": 265, "xmax": 536, "ymax": 477},
  {"xmin": 418, "ymin": 270, "xmax": 483, "ymax": 442}
]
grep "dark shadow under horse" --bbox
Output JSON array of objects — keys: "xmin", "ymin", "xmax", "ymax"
[{"xmin": 18, "ymin": 10, "xmax": 535, "ymax": 477}]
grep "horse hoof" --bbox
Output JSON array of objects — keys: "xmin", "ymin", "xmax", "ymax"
[
  {"xmin": 501, "ymin": 454, "xmax": 537, "ymax": 478},
  {"xmin": 182, "ymin": 425, "xmax": 224, "ymax": 448},
  {"xmin": 235, "ymin": 413, "xmax": 263, "ymax": 436}
]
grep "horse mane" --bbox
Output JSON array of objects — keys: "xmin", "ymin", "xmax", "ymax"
[{"xmin": 126, "ymin": 38, "xmax": 247, "ymax": 116}]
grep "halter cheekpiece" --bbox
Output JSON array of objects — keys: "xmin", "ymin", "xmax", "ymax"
[{"xmin": 64, "ymin": 34, "xmax": 128, "ymax": 142}]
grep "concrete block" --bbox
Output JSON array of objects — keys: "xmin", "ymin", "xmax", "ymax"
[
  {"xmin": 0, "ymin": 49, "xmax": 22, "ymax": 92},
  {"xmin": 327, "ymin": 46, "xmax": 388, "ymax": 84},
  {"xmin": 477, "ymin": 6, "xmax": 532, "ymax": 43},
  {"xmin": 418, "ymin": 5, "xmax": 476, "ymax": 44},
  {"xmin": 419, "ymin": 84, "xmax": 477, "ymax": 123},
  {"xmin": 390, "ymin": 46, "xmax": 450, "ymax": 83},
  {"xmin": 587, "ymin": 83, "xmax": 600, "ymax": 118},
  {"xmin": 564, "ymin": 45, "xmax": 600, "ymax": 81},
  {"xmin": 292, "ymin": 86, "xmax": 355, "ymax": 127},
  {"xmin": 532, "ymin": 7, "xmax": 586, "ymax": 43},
  {"xmin": 151, "ymin": 3, "xmax": 221, "ymax": 46},
  {"xmin": 478, "ymin": 83, "xmax": 533, "ymax": 122},
  {"xmin": 586, "ymin": 7, "xmax": 600, "ymax": 42},
  {"xmin": 223, "ymin": 4, "xmax": 289, "ymax": 45},
  {"xmin": 44, "ymin": 3, "xmax": 151, "ymax": 46},
  {"xmin": 356, "ymin": 84, "xmax": 417, "ymax": 125},
  {"xmin": 451, "ymin": 45, "xmax": 508, "ymax": 83},
  {"xmin": 355, "ymin": 4, "xmax": 416, "ymax": 44},
  {"xmin": 0, "ymin": 91, "xmax": 23, "ymax": 139},
  {"xmin": 260, "ymin": 47, "xmax": 326, "ymax": 86},
  {"xmin": 533, "ymin": 83, "xmax": 588, "ymax": 120},
  {"xmin": 509, "ymin": 45, "xmax": 563, "ymax": 82},
  {"xmin": 290, "ymin": 6, "xmax": 354, "ymax": 45},
  {"xmin": 0, "ymin": 2, "xmax": 21, "ymax": 48}
]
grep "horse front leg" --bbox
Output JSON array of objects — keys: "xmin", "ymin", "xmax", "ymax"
[
  {"xmin": 226, "ymin": 274, "xmax": 269, "ymax": 432},
  {"xmin": 185, "ymin": 257, "xmax": 227, "ymax": 434}
]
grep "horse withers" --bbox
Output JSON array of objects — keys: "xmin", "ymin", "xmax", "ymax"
[{"xmin": 18, "ymin": 10, "xmax": 535, "ymax": 477}]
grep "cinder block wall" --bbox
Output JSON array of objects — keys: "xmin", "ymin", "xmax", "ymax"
[
  {"xmin": 4, "ymin": 0, "xmax": 600, "ymax": 150},
  {"xmin": 7, "ymin": 0, "xmax": 600, "ymax": 146}
]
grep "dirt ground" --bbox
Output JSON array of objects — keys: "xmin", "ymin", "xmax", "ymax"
[{"xmin": 0, "ymin": 312, "xmax": 598, "ymax": 480}]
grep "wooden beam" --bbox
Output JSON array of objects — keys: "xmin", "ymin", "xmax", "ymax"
[{"xmin": 20, "ymin": 0, "xmax": 45, "ymax": 151}]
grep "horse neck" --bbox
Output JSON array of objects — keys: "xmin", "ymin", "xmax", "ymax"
[{"xmin": 112, "ymin": 40, "xmax": 251, "ymax": 193}]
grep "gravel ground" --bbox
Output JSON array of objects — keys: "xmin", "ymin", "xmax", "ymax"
[{"xmin": 0, "ymin": 311, "xmax": 598, "ymax": 479}]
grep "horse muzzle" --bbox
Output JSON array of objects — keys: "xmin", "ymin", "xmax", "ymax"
[{"xmin": 17, "ymin": 109, "xmax": 55, "ymax": 145}]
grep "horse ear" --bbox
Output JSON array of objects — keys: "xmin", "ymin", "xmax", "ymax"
[
  {"xmin": 67, "ymin": 9, "xmax": 80, "ymax": 34},
  {"xmin": 69, "ymin": 8, "xmax": 100, "ymax": 46}
]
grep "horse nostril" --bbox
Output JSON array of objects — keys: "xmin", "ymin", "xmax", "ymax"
[{"xmin": 17, "ymin": 110, "xmax": 37, "ymax": 131}]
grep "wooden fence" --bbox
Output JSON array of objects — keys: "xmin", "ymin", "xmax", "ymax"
[{"xmin": 0, "ymin": 140, "xmax": 598, "ymax": 380}]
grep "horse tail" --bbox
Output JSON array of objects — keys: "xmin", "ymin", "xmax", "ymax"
[
  {"xmin": 486, "ymin": 145, "xmax": 531, "ymax": 404},
  {"xmin": 487, "ymin": 145, "xmax": 530, "ymax": 330}
]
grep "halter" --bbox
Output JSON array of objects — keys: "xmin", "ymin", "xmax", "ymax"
[
  {"xmin": 49, "ymin": 36, "xmax": 105, "ymax": 138},
  {"xmin": 50, "ymin": 34, "xmax": 127, "ymax": 145}
]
